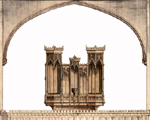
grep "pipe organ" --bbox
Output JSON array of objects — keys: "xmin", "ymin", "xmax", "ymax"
[{"xmin": 44, "ymin": 45, "xmax": 105, "ymax": 110}]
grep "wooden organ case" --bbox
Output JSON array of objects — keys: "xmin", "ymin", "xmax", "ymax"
[{"xmin": 44, "ymin": 45, "xmax": 105, "ymax": 110}]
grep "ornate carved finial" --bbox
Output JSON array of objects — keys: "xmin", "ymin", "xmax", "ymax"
[
  {"xmin": 52, "ymin": 45, "xmax": 56, "ymax": 49},
  {"xmin": 86, "ymin": 45, "xmax": 105, "ymax": 51},
  {"xmin": 44, "ymin": 45, "xmax": 64, "ymax": 51},
  {"xmin": 73, "ymin": 55, "xmax": 77, "ymax": 59},
  {"xmin": 69, "ymin": 55, "xmax": 80, "ymax": 64},
  {"xmin": 104, "ymin": 45, "xmax": 106, "ymax": 50}
]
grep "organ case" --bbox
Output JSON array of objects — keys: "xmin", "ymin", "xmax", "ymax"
[{"xmin": 44, "ymin": 45, "xmax": 105, "ymax": 110}]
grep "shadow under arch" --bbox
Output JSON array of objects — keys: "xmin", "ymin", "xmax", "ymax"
[{"xmin": 3, "ymin": 1, "xmax": 147, "ymax": 66}]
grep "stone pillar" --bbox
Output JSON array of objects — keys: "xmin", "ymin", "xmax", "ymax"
[
  {"xmin": 147, "ymin": 0, "xmax": 150, "ymax": 110},
  {"xmin": 0, "ymin": 0, "xmax": 3, "ymax": 110}
]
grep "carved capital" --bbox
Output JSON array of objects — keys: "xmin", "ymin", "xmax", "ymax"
[
  {"xmin": 1, "ymin": 110, "xmax": 8, "ymax": 120},
  {"xmin": 142, "ymin": 58, "xmax": 147, "ymax": 66},
  {"xmin": 3, "ymin": 58, "xmax": 7, "ymax": 66},
  {"xmin": 1, "ymin": 110, "xmax": 7, "ymax": 116}
]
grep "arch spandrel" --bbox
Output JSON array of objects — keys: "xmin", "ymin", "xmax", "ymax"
[{"xmin": 2, "ymin": 0, "xmax": 147, "ymax": 66}]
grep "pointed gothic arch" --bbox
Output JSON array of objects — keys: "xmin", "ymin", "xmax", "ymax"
[{"xmin": 2, "ymin": 1, "xmax": 146, "ymax": 66}]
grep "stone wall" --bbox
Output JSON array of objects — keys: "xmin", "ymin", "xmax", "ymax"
[{"xmin": 1, "ymin": 110, "xmax": 150, "ymax": 120}]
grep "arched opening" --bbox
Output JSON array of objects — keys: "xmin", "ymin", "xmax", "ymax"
[{"xmin": 3, "ymin": 4, "xmax": 146, "ymax": 110}]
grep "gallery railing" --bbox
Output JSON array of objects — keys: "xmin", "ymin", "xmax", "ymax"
[{"xmin": 1, "ymin": 110, "xmax": 150, "ymax": 120}]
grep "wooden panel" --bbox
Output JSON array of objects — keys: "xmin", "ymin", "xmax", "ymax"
[
  {"xmin": 45, "ymin": 65, "xmax": 47, "ymax": 93},
  {"xmin": 74, "ymin": 68, "xmax": 78, "ymax": 89},
  {"xmin": 48, "ymin": 65, "xmax": 50, "ymax": 93},
  {"xmin": 57, "ymin": 65, "xmax": 61, "ymax": 93},
  {"xmin": 92, "ymin": 64, "xmax": 95, "ymax": 93},
  {"xmin": 63, "ymin": 75, "xmax": 69, "ymax": 94},
  {"xmin": 54, "ymin": 65, "xmax": 57, "ymax": 93},
  {"xmin": 71, "ymin": 68, "xmax": 74, "ymax": 89},
  {"xmin": 89, "ymin": 65, "xmax": 91, "ymax": 93},
  {"xmin": 48, "ymin": 64, "xmax": 53, "ymax": 93},
  {"xmin": 80, "ymin": 75, "xmax": 83, "ymax": 94},
  {"xmin": 96, "ymin": 65, "xmax": 100, "ymax": 93},
  {"xmin": 63, "ymin": 76, "xmax": 65, "ymax": 94},
  {"xmin": 66, "ymin": 76, "xmax": 69, "ymax": 94},
  {"xmin": 99, "ymin": 65, "xmax": 102, "ymax": 93},
  {"xmin": 82, "ymin": 75, "xmax": 84, "ymax": 94},
  {"xmin": 84, "ymin": 75, "xmax": 87, "ymax": 94}
]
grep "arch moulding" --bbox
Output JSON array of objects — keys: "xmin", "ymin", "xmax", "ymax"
[{"xmin": 2, "ymin": 1, "xmax": 147, "ymax": 66}]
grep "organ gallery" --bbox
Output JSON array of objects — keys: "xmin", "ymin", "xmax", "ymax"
[{"xmin": 44, "ymin": 45, "xmax": 105, "ymax": 110}]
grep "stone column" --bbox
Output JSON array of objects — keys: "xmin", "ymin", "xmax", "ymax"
[
  {"xmin": 147, "ymin": 0, "xmax": 150, "ymax": 110},
  {"xmin": 0, "ymin": 0, "xmax": 3, "ymax": 110}
]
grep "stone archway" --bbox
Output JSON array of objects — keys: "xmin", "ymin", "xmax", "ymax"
[{"xmin": 2, "ymin": 1, "xmax": 146, "ymax": 66}]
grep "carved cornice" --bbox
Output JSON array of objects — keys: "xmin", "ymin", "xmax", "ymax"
[
  {"xmin": 44, "ymin": 45, "xmax": 64, "ymax": 51},
  {"xmin": 86, "ymin": 45, "xmax": 105, "ymax": 51}
]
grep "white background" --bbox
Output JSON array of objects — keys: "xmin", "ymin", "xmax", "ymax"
[{"xmin": 3, "ymin": 4, "xmax": 146, "ymax": 111}]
